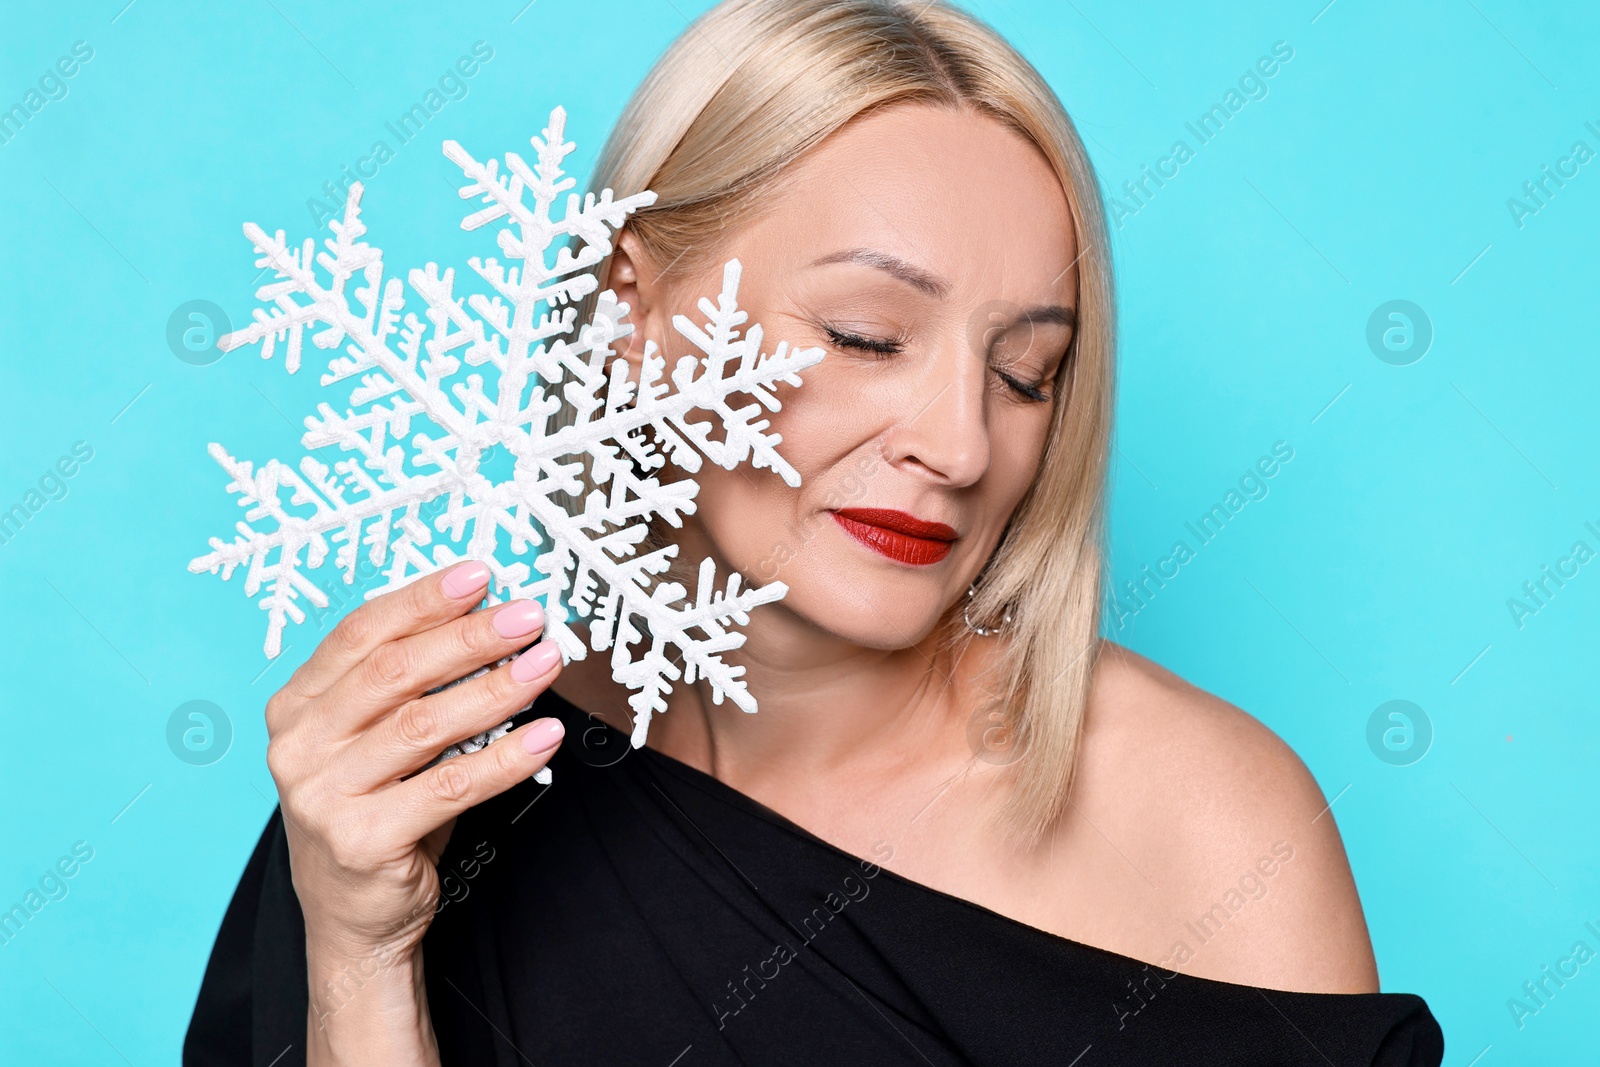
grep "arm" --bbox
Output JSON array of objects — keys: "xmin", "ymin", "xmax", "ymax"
[
  {"xmin": 305, "ymin": 947, "xmax": 440, "ymax": 1067},
  {"xmin": 256, "ymin": 559, "xmax": 566, "ymax": 1066}
]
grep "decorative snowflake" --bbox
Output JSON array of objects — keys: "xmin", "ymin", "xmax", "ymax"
[{"xmin": 190, "ymin": 105, "xmax": 824, "ymax": 768}]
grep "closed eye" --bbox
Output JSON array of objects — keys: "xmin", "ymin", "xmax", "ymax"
[
  {"xmin": 824, "ymin": 326, "xmax": 902, "ymax": 355},
  {"xmin": 998, "ymin": 370, "xmax": 1050, "ymax": 403},
  {"xmin": 823, "ymin": 325, "xmax": 1053, "ymax": 404}
]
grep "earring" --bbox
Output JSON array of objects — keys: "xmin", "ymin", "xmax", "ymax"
[{"xmin": 962, "ymin": 581, "xmax": 1013, "ymax": 637}]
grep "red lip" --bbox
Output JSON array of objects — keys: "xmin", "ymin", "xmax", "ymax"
[{"xmin": 829, "ymin": 508, "xmax": 957, "ymax": 566}]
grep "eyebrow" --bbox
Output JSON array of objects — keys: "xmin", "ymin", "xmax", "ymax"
[
  {"xmin": 1014, "ymin": 304, "xmax": 1077, "ymax": 331},
  {"xmin": 807, "ymin": 247, "xmax": 1076, "ymax": 332},
  {"xmin": 808, "ymin": 247, "xmax": 949, "ymax": 298}
]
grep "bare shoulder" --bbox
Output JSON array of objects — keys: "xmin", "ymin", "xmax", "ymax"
[{"xmin": 1056, "ymin": 641, "xmax": 1379, "ymax": 993}]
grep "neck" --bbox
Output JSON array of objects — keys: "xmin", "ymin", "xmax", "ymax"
[{"xmin": 549, "ymin": 603, "xmax": 993, "ymax": 798}]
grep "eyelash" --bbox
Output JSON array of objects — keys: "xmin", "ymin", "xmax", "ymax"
[{"xmin": 822, "ymin": 326, "xmax": 1053, "ymax": 403}]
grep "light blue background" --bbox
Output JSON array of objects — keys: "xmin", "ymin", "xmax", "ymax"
[{"xmin": 2, "ymin": 0, "xmax": 1596, "ymax": 1062}]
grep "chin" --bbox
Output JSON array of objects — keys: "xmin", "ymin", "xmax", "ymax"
[{"xmin": 779, "ymin": 546, "xmax": 953, "ymax": 648}]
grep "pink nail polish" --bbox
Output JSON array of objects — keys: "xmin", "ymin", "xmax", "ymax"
[
  {"xmin": 511, "ymin": 642, "xmax": 563, "ymax": 684},
  {"xmin": 492, "ymin": 601, "xmax": 544, "ymax": 639},
  {"xmin": 521, "ymin": 717, "xmax": 565, "ymax": 755},
  {"xmin": 442, "ymin": 561, "xmax": 490, "ymax": 599}
]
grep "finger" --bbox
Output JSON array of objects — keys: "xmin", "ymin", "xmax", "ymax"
[
  {"xmin": 321, "ymin": 595, "xmax": 550, "ymax": 733},
  {"xmin": 287, "ymin": 559, "xmax": 494, "ymax": 700},
  {"xmin": 386, "ymin": 714, "xmax": 566, "ymax": 845},
  {"xmin": 342, "ymin": 635, "xmax": 564, "ymax": 788}
]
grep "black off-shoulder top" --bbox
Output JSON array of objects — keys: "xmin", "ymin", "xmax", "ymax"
[{"xmin": 184, "ymin": 686, "xmax": 1445, "ymax": 1066}]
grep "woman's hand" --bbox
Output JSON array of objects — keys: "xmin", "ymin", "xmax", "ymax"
[{"xmin": 263, "ymin": 559, "xmax": 566, "ymax": 1066}]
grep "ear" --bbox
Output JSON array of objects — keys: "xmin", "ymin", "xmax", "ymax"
[{"xmin": 605, "ymin": 228, "xmax": 665, "ymax": 380}]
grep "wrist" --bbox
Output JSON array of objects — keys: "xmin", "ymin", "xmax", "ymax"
[{"xmin": 306, "ymin": 943, "xmax": 439, "ymax": 1067}]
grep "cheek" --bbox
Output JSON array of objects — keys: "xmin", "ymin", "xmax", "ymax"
[
  {"xmin": 776, "ymin": 369, "xmax": 883, "ymax": 469},
  {"xmin": 972, "ymin": 406, "xmax": 1054, "ymax": 531},
  {"xmin": 686, "ymin": 366, "xmax": 888, "ymax": 568},
  {"xmin": 998, "ymin": 408, "xmax": 1053, "ymax": 483},
  {"xmin": 727, "ymin": 351, "xmax": 893, "ymax": 486},
  {"xmin": 693, "ymin": 468, "xmax": 790, "ymax": 583}
]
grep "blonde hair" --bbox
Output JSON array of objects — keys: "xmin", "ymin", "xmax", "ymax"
[{"xmin": 557, "ymin": 0, "xmax": 1115, "ymax": 843}]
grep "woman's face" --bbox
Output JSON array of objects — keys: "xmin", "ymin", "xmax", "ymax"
[{"xmin": 614, "ymin": 103, "xmax": 1079, "ymax": 649}]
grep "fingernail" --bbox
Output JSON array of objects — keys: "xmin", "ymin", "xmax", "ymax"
[
  {"xmin": 492, "ymin": 600, "xmax": 544, "ymax": 639},
  {"xmin": 511, "ymin": 641, "xmax": 563, "ymax": 684},
  {"xmin": 442, "ymin": 561, "xmax": 490, "ymax": 599},
  {"xmin": 521, "ymin": 717, "xmax": 565, "ymax": 755}
]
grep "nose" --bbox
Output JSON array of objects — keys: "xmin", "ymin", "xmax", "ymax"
[{"xmin": 878, "ymin": 335, "xmax": 991, "ymax": 487}]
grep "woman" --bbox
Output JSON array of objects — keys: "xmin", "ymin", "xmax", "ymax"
[{"xmin": 184, "ymin": 0, "xmax": 1444, "ymax": 1063}]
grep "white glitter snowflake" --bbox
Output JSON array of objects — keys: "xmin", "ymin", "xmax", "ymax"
[{"xmin": 189, "ymin": 105, "xmax": 824, "ymax": 763}]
